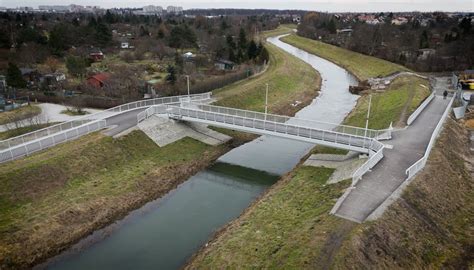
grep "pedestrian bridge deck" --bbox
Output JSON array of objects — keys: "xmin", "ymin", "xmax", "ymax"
[{"xmin": 138, "ymin": 102, "xmax": 389, "ymax": 155}]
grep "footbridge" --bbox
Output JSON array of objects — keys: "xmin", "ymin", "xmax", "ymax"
[{"xmin": 138, "ymin": 102, "xmax": 391, "ymax": 156}]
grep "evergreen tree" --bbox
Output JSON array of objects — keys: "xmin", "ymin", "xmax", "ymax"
[
  {"xmin": 459, "ymin": 17, "xmax": 471, "ymax": 35},
  {"xmin": 419, "ymin": 30, "xmax": 429, "ymax": 49},
  {"xmin": 238, "ymin": 27, "xmax": 247, "ymax": 50},
  {"xmin": 166, "ymin": 65, "xmax": 176, "ymax": 84},
  {"xmin": 327, "ymin": 19, "xmax": 337, "ymax": 34},
  {"xmin": 247, "ymin": 40, "xmax": 258, "ymax": 60},
  {"xmin": 6, "ymin": 63, "xmax": 27, "ymax": 88},
  {"xmin": 95, "ymin": 22, "xmax": 112, "ymax": 47}
]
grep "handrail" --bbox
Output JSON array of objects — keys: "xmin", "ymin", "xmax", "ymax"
[
  {"xmin": 405, "ymin": 95, "xmax": 454, "ymax": 179},
  {"xmin": 407, "ymin": 92, "xmax": 434, "ymax": 125},
  {"xmin": 0, "ymin": 92, "xmax": 212, "ymax": 150},
  {"xmin": 196, "ymin": 103, "xmax": 390, "ymax": 138}
]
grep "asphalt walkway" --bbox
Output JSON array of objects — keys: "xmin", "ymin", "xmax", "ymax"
[{"xmin": 334, "ymin": 94, "xmax": 451, "ymax": 222}]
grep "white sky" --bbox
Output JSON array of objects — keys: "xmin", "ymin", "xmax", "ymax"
[{"xmin": 0, "ymin": 0, "xmax": 473, "ymax": 12}]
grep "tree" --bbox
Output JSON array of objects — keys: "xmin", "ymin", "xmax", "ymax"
[
  {"xmin": 94, "ymin": 22, "xmax": 112, "ymax": 47},
  {"xmin": 420, "ymin": 30, "xmax": 429, "ymax": 49},
  {"xmin": 166, "ymin": 65, "xmax": 177, "ymax": 84},
  {"xmin": 238, "ymin": 27, "xmax": 247, "ymax": 50},
  {"xmin": 459, "ymin": 17, "xmax": 471, "ymax": 35},
  {"xmin": 44, "ymin": 57, "xmax": 60, "ymax": 72},
  {"xmin": 327, "ymin": 19, "xmax": 337, "ymax": 34},
  {"xmin": 247, "ymin": 40, "xmax": 258, "ymax": 60},
  {"xmin": 6, "ymin": 63, "xmax": 27, "ymax": 88},
  {"xmin": 66, "ymin": 56, "xmax": 87, "ymax": 77},
  {"xmin": 49, "ymin": 23, "xmax": 73, "ymax": 54}
]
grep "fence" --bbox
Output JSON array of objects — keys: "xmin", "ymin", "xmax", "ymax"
[
  {"xmin": 196, "ymin": 104, "xmax": 391, "ymax": 139},
  {"xmin": 0, "ymin": 120, "xmax": 106, "ymax": 163},
  {"xmin": 405, "ymin": 95, "xmax": 454, "ymax": 179},
  {"xmin": 407, "ymin": 93, "xmax": 435, "ymax": 125},
  {"xmin": 0, "ymin": 92, "xmax": 212, "ymax": 151}
]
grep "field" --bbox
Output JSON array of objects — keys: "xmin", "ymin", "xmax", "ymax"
[
  {"xmin": 281, "ymin": 34, "xmax": 409, "ymax": 81},
  {"xmin": 0, "ymin": 105, "xmax": 41, "ymax": 125}
]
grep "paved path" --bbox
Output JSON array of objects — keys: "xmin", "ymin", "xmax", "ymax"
[
  {"xmin": 334, "ymin": 94, "xmax": 451, "ymax": 222},
  {"xmin": 0, "ymin": 103, "xmax": 103, "ymax": 132}
]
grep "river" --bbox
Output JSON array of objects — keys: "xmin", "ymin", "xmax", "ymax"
[{"xmin": 39, "ymin": 35, "xmax": 358, "ymax": 270}]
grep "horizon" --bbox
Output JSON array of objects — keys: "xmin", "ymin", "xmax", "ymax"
[{"xmin": 1, "ymin": 0, "xmax": 473, "ymax": 12}]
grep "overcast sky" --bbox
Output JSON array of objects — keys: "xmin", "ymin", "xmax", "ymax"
[{"xmin": 1, "ymin": 0, "xmax": 473, "ymax": 12}]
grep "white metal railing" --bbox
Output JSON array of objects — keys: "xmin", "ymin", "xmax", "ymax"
[
  {"xmin": 407, "ymin": 93, "xmax": 435, "ymax": 125},
  {"xmin": 163, "ymin": 104, "xmax": 384, "ymax": 154},
  {"xmin": 0, "ymin": 92, "xmax": 212, "ymax": 151},
  {"xmin": 0, "ymin": 120, "xmax": 106, "ymax": 163},
  {"xmin": 196, "ymin": 104, "xmax": 391, "ymax": 139},
  {"xmin": 352, "ymin": 146, "xmax": 385, "ymax": 185},
  {"xmin": 405, "ymin": 95, "xmax": 454, "ymax": 179}
]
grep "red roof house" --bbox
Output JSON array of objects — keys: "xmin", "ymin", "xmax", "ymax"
[{"xmin": 87, "ymin": 73, "xmax": 110, "ymax": 88}]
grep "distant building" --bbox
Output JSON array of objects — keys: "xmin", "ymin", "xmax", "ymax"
[
  {"xmin": 182, "ymin": 52, "xmax": 195, "ymax": 59},
  {"xmin": 214, "ymin": 59, "xmax": 235, "ymax": 70},
  {"xmin": 87, "ymin": 73, "xmax": 110, "ymax": 88},
  {"xmin": 41, "ymin": 72, "xmax": 66, "ymax": 84},
  {"xmin": 166, "ymin": 6, "xmax": 183, "ymax": 14},
  {"xmin": 417, "ymin": 48, "xmax": 436, "ymax": 60},
  {"xmin": 391, "ymin": 17, "xmax": 409, "ymax": 25},
  {"xmin": 89, "ymin": 50, "xmax": 105, "ymax": 62},
  {"xmin": 121, "ymin": 42, "xmax": 129, "ymax": 49}
]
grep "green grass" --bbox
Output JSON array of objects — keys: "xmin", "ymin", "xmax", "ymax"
[
  {"xmin": 281, "ymin": 34, "xmax": 409, "ymax": 81},
  {"xmin": 0, "ymin": 123, "xmax": 58, "ymax": 140},
  {"xmin": 187, "ymin": 167, "xmax": 350, "ymax": 269},
  {"xmin": 261, "ymin": 24, "xmax": 297, "ymax": 39},
  {"xmin": 344, "ymin": 76, "xmax": 431, "ymax": 129},
  {"xmin": 60, "ymin": 109, "xmax": 89, "ymax": 116},
  {"xmin": 0, "ymin": 105, "xmax": 41, "ymax": 125},
  {"xmin": 0, "ymin": 131, "xmax": 226, "ymax": 262}
]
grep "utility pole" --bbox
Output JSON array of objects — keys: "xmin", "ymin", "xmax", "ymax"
[
  {"xmin": 265, "ymin": 83, "xmax": 269, "ymax": 120},
  {"xmin": 186, "ymin": 75, "xmax": 190, "ymax": 101},
  {"xmin": 364, "ymin": 94, "xmax": 372, "ymax": 137}
]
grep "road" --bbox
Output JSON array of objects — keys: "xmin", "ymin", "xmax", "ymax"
[{"xmin": 103, "ymin": 107, "xmax": 146, "ymax": 136}]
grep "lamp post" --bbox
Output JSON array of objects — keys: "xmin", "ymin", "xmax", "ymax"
[
  {"xmin": 265, "ymin": 83, "xmax": 269, "ymax": 120},
  {"xmin": 364, "ymin": 94, "xmax": 372, "ymax": 137},
  {"xmin": 185, "ymin": 75, "xmax": 190, "ymax": 100}
]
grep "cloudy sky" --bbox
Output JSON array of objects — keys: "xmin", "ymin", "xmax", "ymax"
[{"xmin": 1, "ymin": 0, "xmax": 473, "ymax": 12}]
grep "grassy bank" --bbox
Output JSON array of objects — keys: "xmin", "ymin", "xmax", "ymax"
[
  {"xmin": 0, "ymin": 105, "xmax": 41, "ymax": 125},
  {"xmin": 0, "ymin": 131, "xmax": 230, "ymax": 269},
  {"xmin": 261, "ymin": 24, "xmax": 296, "ymax": 39},
  {"xmin": 281, "ymin": 34, "xmax": 408, "ymax": 81},
  {"xmin": 344, "ymin": 75, "xmax": 431, "ymax": 129},
  {"xmin": 186, "ymin": 167, "xmax": 352, "ymax": 269}
]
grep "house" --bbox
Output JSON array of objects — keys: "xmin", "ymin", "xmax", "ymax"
[
  {"xmin": 20, "ymin": 68, "xmax": 41, "ymax": 87},
  {"xmin": 89, "ymin": 50, "xmax": 105, "ymax": 62},
  {"xmin": 391, "ymin": 17, "xmax": 408, "ymax": 25},
  {"xmin": 41, "ymin": 72, "xmax": 66, "ymax": 85},
  {"xmin": 417, "ymin": 48, "xmax": 436, "ymax": 60},
  {"xmin": 87, "ymin": 73, "xmax": 110, "ymax": 88},
  {"xmin": 214, "ymin": 59, "xmax": 236, "ymax": 71},
  {"xmin": 121, "ymin": 42, "xmax": 129, "ymax": 49},
  {"xmin": 182, "ymin": 52, "xmax": 195, "ymax": 59}
]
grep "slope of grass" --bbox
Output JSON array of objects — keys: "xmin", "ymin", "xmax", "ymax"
[
  {"xmin": 281, "ymin": 34, "xmax": 409, "ymax": 81},
  {"xmin": 214, "ymin": 42, "xmax": 320, "ymax": 114},
  {"xmin": 261, "ymin": 24, "xmax": 297, "ymax": 38},
  {"xmin": 186, "ymin": 167, "xmax": 351, "ymax": 269},
  {"xmin": 0, "ymin": 131, "xmax": 228, "ymax": 268},
  {"xmin": 0, "ymin": 105, "xmax": 41, "ymax": 125},
  {"xmin": 344, "ymin": 76, "xmax": 430, "ymax": 129}
]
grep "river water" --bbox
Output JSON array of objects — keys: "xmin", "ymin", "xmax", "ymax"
[{"xmin": 40, "ymin": 35, "xmax": 358, "ymax": 270}]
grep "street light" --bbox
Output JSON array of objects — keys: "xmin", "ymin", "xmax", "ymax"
[
  {"xmin": 185, "ymin": 75, "xmax": 190, "ymax": 100},
  {"xmin": 364, "ymin": 94, "xmax": 372, "ymax": 137},
  {"xmin": 265, "ymin": 83, "xmax": 269, "ymax": 120}
]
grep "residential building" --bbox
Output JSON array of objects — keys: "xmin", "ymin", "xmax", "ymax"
[{"xmin": 87, "ymin": 73, "xmax": 110, "ymax": 88}]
